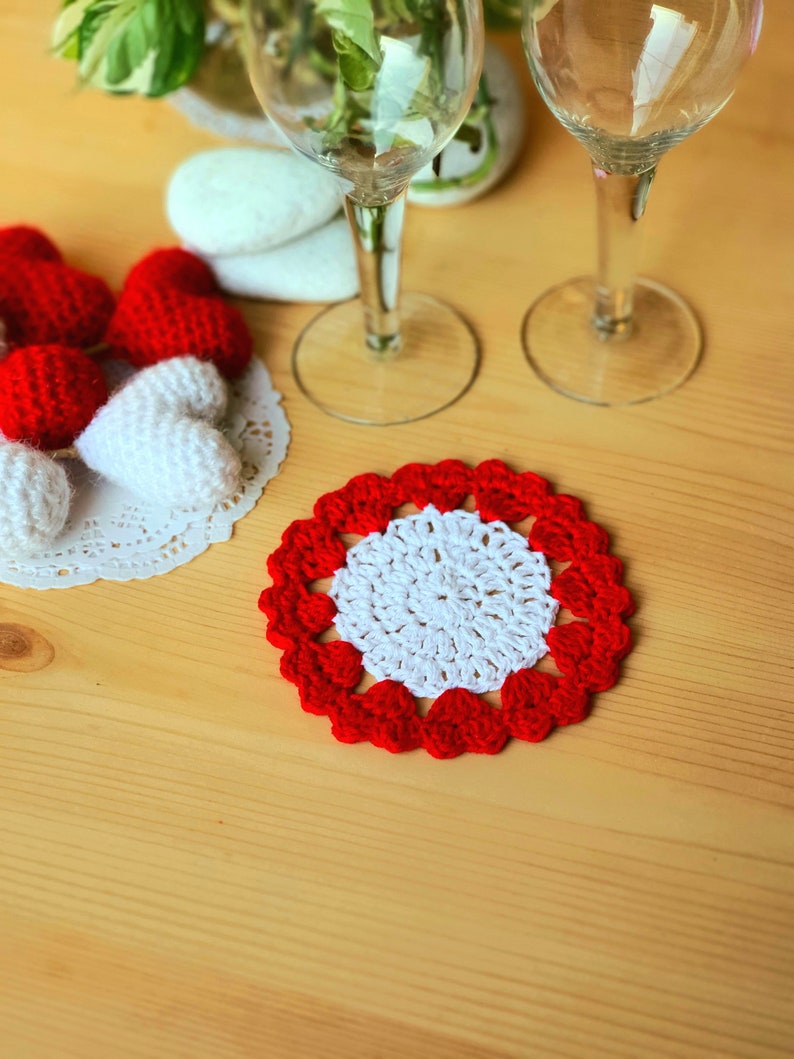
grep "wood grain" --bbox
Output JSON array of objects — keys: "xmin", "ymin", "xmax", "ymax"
[{"xmin": 0, "ymin": 3, "xmax": 792, "ymax": 1057}]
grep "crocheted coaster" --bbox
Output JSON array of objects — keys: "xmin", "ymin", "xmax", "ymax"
[{"xmin": 259, "ymin": 460, "xmax": 635, "ymax": 759}]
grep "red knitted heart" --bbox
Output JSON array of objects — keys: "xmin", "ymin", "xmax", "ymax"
[
  {"xmin": 105, "ymin": 249, "xmax": 253, "ymax": 379},
  {"xmin": 0, "ymin": 226, "xmax": 115, "ymax": 351},
  {"xmin": 123, "ymin": 247, "xmax": 218, "ymax": 296},
  {"xmin": 0, "ymin": 225, "xmax": 62, "ymax": 263},
  {"xmin": 0, "ymin": 345, "xmax": 108, "ymax": 450}
]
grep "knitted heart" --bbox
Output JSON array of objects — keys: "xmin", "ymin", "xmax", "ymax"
[
  {"xmin": 104, "ymin": 352, "xmax": 230, "ymax": 423},
  {"xmin": 75, "ymin": 357, "xmax": 241, "ymax": 509},
  {"xmin": 0, "ymin": 231, "xmax": 115, "ymax": 349},
  {"xmin": 123, "ymin": 247, "xmax": 218, "ymax": 296},
  {"xmin": 105, "ymin": 249, "xmax": 252, "ymax": 379},
  {"xmin": 0, "ymin": 225, "xmax": 62, "ymax": 263},
  {"xmin": 0, "ymin": 442, "xmax": 71, "ymax": 557},
  {"xmin": 0, "ymin": 345, "xmax": 108, "ymax": 450}
]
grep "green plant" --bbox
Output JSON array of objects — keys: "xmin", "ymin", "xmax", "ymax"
[
  {"xmin": 52, "ymin": 0, "xmax": 520, "ymax": 98},
  {"xmin": 52, "ymin": 0, "xmax": 521, "ymax": 196},
  {"xmin": 52, "ymin": 0, "xmax": 208, "ymax": 97}
]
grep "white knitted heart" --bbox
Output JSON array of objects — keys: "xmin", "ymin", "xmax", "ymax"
[
  {"xmin": 108, "ymin": 355, "xmax": 230, "ymax": 421},
  {"xmin": 75, "ymin": 357, "xmax": 241, "ymax": 510},
  {"xmin": 0, "ymin": 441, "xmax": 71, "ymax": 557}
]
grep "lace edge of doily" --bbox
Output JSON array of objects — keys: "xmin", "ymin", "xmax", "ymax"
[{"xmin": 2, "ymin": 379, "xmax": 290, "ymax": 590}]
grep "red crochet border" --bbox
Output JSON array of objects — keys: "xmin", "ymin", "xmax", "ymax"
[{"xmin": 259, "ymin": 460, "xmax": 635, "ymax": 759}]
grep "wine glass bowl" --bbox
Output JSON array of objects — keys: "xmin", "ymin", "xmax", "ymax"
[
  {"xmin": 520, "ymin": 0, "xmax": 763, "ymax": 405},
  {"xmin": 247, "ymin": 2, "xmax": 483, "ymax": 204},
  {"xmin": 245, "ymin": 1, "xmax": 484, "ymax": 424},
  {"xmin": 526, "ymin": 0, "xmax": 762, "ymax": 171}
]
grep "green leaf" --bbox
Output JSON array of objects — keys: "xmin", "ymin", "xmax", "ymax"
[
  {"xmin": 78, "ymin": 2, "xmax": 124, "ymax": 78},
  {"xmin": 172, "ymin": 0, "xmax": 202, "ymax": 37},
  {"xmin": 123, "ymin": 5, "xmax": 152, "ymax": 68},
  {"xmin": 105, "ymin": 25, "xmax": 133, "ymax": 83},
  {"xmin": 314, "ymin": 0, "xmax": 382, "ymax": 66},
  {"xmin": 147, "ymin": 6, "xmax": 204, "ymax": 97},
  {"xmin": 102, "ymin": 0, "xmax": 155, "ymax": 88},
  {"xmin": 52, "ymin": 0, "xmax": 107, "ymax": 59},
  {"xmin": 380, "ymin": 0, "xmax": 415, "ymax": 20},
  {"xmin": 148, "ymin": 19, "xmax": 176, "ymax": 96},
  {"xmin": 331, "ymin": 30, "xmax": 378, "ymax": 92},
  {"xmin": 64, "ymin": 0, "xmax": 204, "ymax": 97},
  {"xmin": 139, "ymin": 0, "xmax": 161, "ymax": 41}
]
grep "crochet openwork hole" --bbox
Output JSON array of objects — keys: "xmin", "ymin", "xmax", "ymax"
[{"xmin": 260, "ymin": 461, "xmax": 634, "ymax": 758}]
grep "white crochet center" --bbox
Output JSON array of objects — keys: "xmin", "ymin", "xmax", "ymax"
[{"xmin": 330, "ymin": 505, "xmax": 559, "ymax": 698}]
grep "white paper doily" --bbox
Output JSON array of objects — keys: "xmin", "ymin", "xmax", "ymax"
[{"xmin": 0, "ymin": 358, "xmax": 289, "ymax": 589}]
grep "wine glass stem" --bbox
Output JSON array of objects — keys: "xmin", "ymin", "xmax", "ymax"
[
  {"xmin": 344, "ymin": 191, "xmax": 406, "ymax": 358},
  {"xmin": 592, "ymin": 163, "xmax": 657, "ymax": 339}
]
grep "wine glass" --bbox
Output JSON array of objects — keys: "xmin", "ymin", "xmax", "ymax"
[
  {"xmin": 521, "ymin": 0, "xmax": 763, "ymax": 405},
  {"xmin": 244, "ymin": 0, "xmax": 484, "ymax": 425}
]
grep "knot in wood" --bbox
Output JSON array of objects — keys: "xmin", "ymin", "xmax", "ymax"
[{"xmin": 0, "ymin": 623, "xmax": 54, "ymax": 672}]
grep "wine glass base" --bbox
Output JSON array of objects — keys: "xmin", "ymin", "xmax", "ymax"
[
  {"xmin": 522, "ymin": 277, "xmax": 703, "ymax": 406},
  {"xmin": 292, "ymin": 292, "xmax": 480, "ymax": 425}
]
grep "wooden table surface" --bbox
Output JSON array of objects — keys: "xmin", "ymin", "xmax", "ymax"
[{"xmin": 1, "ymin": 3, "xmax": 792, "ymax": 1057}]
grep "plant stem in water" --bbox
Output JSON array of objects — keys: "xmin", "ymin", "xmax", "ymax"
[
  {"xmin": 345, "ymin": 191, "xmax": 406, "ymax": 357},
  {"xmin": 410, "ymin": 72, "xmax": 500, "ymax": 194}
]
